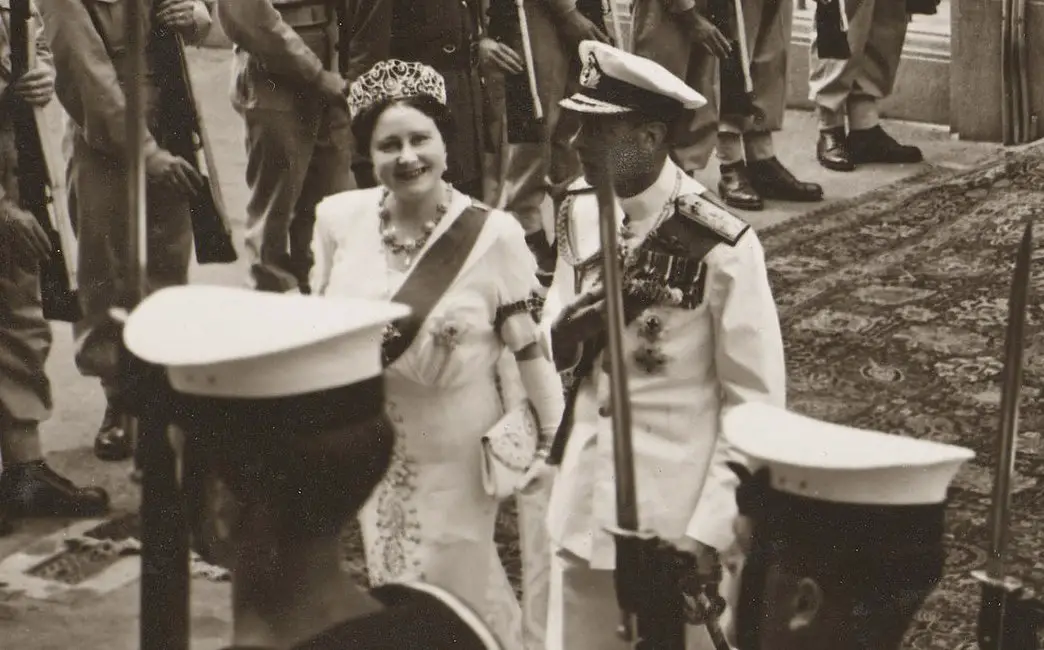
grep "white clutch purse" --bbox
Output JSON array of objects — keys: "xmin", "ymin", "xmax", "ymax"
[{"xmin": 480, "ymin": 401, "xmax": 540, "ymax": 500}]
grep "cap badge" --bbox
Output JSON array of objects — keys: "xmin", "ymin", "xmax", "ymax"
[{"xmin": 579, "ymin": 52, "xmax": 602, "ymax": 90}]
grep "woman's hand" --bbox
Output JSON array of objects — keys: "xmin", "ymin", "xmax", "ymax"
[
  {"xmin": 477, "ymin": 37, "xmax": 525, "ymax": 75},
  {"xmin": 519, "ymin": 455, "xmax": 556, "ymax": 494}
]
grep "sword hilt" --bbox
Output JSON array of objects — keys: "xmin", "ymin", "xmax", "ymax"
[{"xmin": 973, "ymin": 570, "xmax": 1044, "ymax": 650}]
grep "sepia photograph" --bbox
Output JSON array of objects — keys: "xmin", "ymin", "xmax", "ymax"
[{"xmin": 0, "ymin": 0, "xmax": 1040, "ymax": 648}]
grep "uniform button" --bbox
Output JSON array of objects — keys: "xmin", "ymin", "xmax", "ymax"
[
  {"xmin": 598, "ymin": 404, "xmax": 610, "ymax": 418},
  {"xmin": 442, "ymin": 44, "xmax": 457, "ymax": 54}
]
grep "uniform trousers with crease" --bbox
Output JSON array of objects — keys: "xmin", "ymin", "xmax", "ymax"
[
  {"xmin": 808, "ymin": 0, "xmax": 908, "ymax": 128},
  {"xmin": 68, "ymin": 133, "xmax": 193, "ymax": 399},
  {"xmin": 241, "ymin": 99, "xmax": 353, "ymax": 291}
]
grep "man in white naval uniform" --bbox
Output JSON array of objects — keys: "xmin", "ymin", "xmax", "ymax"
[{"xmin": 540, "ymin": 41, "xmax": 786, "ymax": 650}]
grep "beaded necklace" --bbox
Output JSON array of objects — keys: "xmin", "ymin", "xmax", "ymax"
[{"xmin": 378, "ymin": 183, "xmax": 451, "ymax": 268}]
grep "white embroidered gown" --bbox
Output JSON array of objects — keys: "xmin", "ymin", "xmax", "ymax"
[{"xmin": 312, "ymin": 187, "xmax": 539, "ymax": 650}]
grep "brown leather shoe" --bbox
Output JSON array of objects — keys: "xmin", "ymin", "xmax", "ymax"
[
  {"xmin": 847, "ymin": 125, "xmax": 924, "ymax": 164},
  {"xmin": 0, "ymin": 461, "xmax": 110, "ymax": 518},
  {"xmin": 748, "ymin": 157, "xmax": 824, "ymax": 202},
  {"xmin": 95, "ymin": 402, "xmax": 133, "ymax": 461},
  {"xmin": 717, "ymin": 162, "xmax": 763, "ymax": 211},
  {"xmin": 817, "ymin": 127, "xmax": 855, "ymax": 171}
]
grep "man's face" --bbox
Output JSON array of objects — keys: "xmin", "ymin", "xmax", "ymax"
[
  {"xmin": 731, "ymin": 515, "xmax": 926, "ymax": 650},
  {"xmin": 574, "ymin": 112, "xmax": 661, "ymax": 187}
]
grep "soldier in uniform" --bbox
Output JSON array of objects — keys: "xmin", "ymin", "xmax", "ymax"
[
  {"xmin": 540, "ymin": 41, "xmax": 786, "ymax": 650},
  {"xmin": 485, "ymin": 0, "xmax": 610, "ymax": 273},
  {"xmin": 720, "ymin": 403, "xmax": 974, "ymax": 650},
  {"xmin": 217, "ymin": 0, "xmax": 356, "ymax": 294},
  {"xmin": 122, "ymin": 285, "xmax": 503, "ymax": 649},
  {"xmin": 710, "ymin": 0, "xmax": 823, "ymax": 211},
  {"xmin": 631, "ymin": 0, "xmax": 729, "ymax": 177},
  {"xmin": 1, "ymin": 1, "xmax": 110, "ymax": 533},
  {"xmin": 41, "ymin": 0, "xmax": 209, "ymax": 461},
  {"xmin": 809, "ymin": 0, "xmax": 925, "ymax": 171}
]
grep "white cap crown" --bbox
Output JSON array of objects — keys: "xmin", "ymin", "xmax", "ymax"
[
  {"xmin": 123, "ymin": 286, "xmax": 410, "ymax": 399},
  {"xmin": 724, "ymin": 403, "xmax": 974, "ymax": 506},
  {"xmin": 560, "ymin": 40, "xmax": 707, "ymax": 115}
]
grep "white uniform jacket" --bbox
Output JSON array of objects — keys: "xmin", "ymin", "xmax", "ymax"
[{"xmin": 543, "ymin": 159, "xmax": 786, "ymax": 569}]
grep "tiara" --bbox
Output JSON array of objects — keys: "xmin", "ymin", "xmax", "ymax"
[{"xmin": 347, "ymin": 60, "xmax": 448, "ymax": 119}]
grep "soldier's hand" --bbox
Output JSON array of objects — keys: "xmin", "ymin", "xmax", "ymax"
[
  {"xmin": 156, "ymin": 0, "xmax": 198, "ymax": 29},
  {"xmin": 12, "ymin": 67, "xmax": 55, "ymax": 107},
  {"xmin": 317, "ymin": 70, "xmax": 349, "ymax": 106},
  {"xmin": 477, "ymin": 38, "xmax": 524, "ymax": 75},
  {"xmin": 0, "ymin": 200, "xmax": 51, "ymax": 264},
  {"xmin": 147, "ymin": 150, "xmax": 204, "ymax": 197},
  {"xmin": 560, "ymin": 9, "xmax": 613, "ymax": 46},
  {"xmin": 688, "ymin": 15, "xmax": 731, "ymax": 58}
]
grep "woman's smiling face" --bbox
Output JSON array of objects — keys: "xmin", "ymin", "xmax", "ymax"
[{"xmin": 369, "ymin": 102, "xmax": 448, "ymax": 200}]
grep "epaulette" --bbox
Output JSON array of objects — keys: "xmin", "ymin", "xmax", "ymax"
[{"xmin": 675, "ymin": 192, "xmax": 750, "ymax": 246}]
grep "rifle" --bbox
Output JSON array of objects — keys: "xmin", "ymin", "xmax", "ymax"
[
  {"xmin": 971, "ymin": 221, "xmax": 1044, "ymax": 650},
  {"xmin": 706, "ymin": 0, "xmax": 758, "ymax": 121},
  {"xmin": 151, "ymin": 13, "xmax": 237, "ymax": 264},
  {"xmin": 10, "ymin": 1, "xmax": 81, "ymax": 323}
]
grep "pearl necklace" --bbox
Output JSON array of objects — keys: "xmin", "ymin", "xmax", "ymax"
[{"xmin": 378, "ymin": 184, "xmax": 450, "ymax": 268}]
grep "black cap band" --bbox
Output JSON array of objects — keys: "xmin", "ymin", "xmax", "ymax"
[
  {"xmin": 758, "ymin": 487, "xmax": 947, "ymax": 560},
  {"xmin": 575, "ymin": 75, "xmax": 685, "ymax": 117},
  {"xmin": 172, "ymin": 377, "xmax": 386, "ymax": 437}
]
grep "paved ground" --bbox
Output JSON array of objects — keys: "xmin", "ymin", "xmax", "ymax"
[{"xmin": 0, "ymin": 46, "xmax": 1003, "ymax": 649}]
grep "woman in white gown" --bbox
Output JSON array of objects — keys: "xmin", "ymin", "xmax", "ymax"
[{"xmin": 311, "ymin": 60, "xmax": 564, "ymax": 649}]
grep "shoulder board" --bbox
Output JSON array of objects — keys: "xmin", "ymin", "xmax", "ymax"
[{"xmin": 675, "ymin": 192, "xmax": 750, "ymax": 246}]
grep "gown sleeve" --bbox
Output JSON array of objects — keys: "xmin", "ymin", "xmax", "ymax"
[
  {"xmin": 311, "ymin": 194, "xmax": 346, "ymax": 296},
  {"xmin": 492, "ymin": 214, "xmax": 545, "ymax": 353}
]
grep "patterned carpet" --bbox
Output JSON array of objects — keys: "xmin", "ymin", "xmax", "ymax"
[
  {"xmin": 757, "ymin": 144, "xmax": 1044, "ymax": 648},
  {"xmin": 341, "ymin": 144, "xmax": 1044, "ymax": 648}
]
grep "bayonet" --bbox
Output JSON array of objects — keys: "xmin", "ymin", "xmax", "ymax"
[{"xmin": 972, "ymin": 220, "xmax": 1044, "ymax": 650}]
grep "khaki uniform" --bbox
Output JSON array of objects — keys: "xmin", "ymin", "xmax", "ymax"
[
  {"xmin": 719, "ymin": 0, "xmax": 792, "ymax": 163},
  {"xmin": 632, "ymin": 0, "xmax": 719, "ymax": 173},
  {"xmin": 219, "ymin": 0, "xmax": 355, "ymax": 292},
  {"xmin": 491, "ymin": 0, "xmax": 583, "ymax": 235},
  {"xmin": 808, "ymin": 0, "xmax": 908, "ymax": 129},
  {"xmin": 0, "ymin": 1, "xmax": 51, "ymax": 464},
  {"xmin": 42, "ymin": 0, "xmax": 209, "ymax": 397}
]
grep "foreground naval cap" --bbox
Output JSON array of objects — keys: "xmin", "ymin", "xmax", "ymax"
[
  {"xmin": 724, "ymin": 403, "xmax": 974, "ymax": 506},
  {"xmin": 123, "ymin": 285, "xmax": 410, "ymax": 399},
  {"xmin": 560, "ymin": 40, "xmax": 707, "ymax": 115}
]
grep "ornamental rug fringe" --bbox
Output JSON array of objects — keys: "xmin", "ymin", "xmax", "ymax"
[{"xmin": 758, "ymin": 143, "xmax": 1044, "ymax": 650}]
